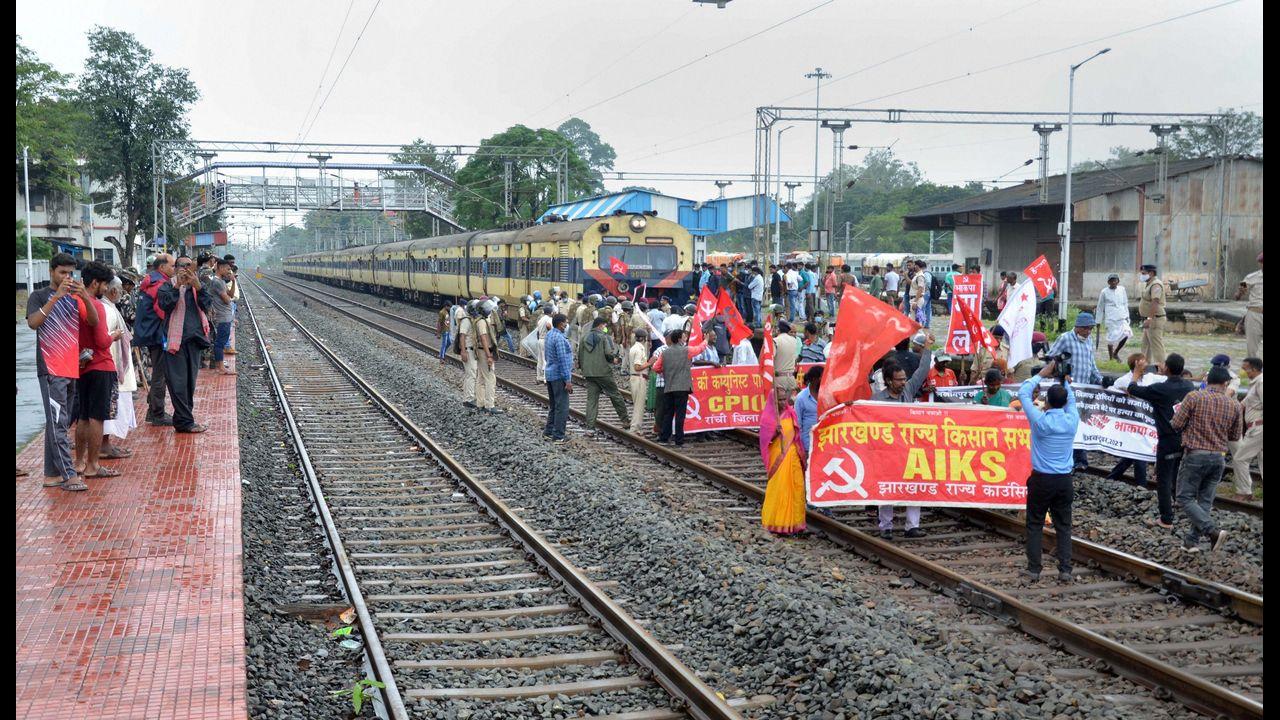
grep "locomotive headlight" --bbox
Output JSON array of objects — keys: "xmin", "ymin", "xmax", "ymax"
[{"xmin": 628, "ymin": 215, "xmax": 647, "ymax": 232}]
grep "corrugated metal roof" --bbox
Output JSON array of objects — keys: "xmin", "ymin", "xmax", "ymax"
[
  {"xmin": 541, "ymin": 191, "xmax": 646, "ymax": 221},
  {"xmin": 904, "ymin": 156, "xmax": 1256, "ymax": 220}
]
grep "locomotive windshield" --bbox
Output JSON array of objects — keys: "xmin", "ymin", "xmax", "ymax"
[{"xmin": 597, "ymin": 246, "xmax": 677, "ymax": 272}]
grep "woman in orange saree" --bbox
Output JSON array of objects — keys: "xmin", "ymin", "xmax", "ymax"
[{"xmin": 759, "ymin": 388, "xmax": 807, "ymax": 536}]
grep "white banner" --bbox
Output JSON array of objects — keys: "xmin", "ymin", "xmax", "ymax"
[{"xmin": 934, "ymin": 382, "xmax": 1157, "ymax": 462}]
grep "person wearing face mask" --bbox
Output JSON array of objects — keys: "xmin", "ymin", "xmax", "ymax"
[
  {"xmin": 1138, "ymin": 264, "xmax": 1167, "ymax": 370},
  {"xmin": 578, "ymin": 318, "xmax": 628, "ymax": 430}
]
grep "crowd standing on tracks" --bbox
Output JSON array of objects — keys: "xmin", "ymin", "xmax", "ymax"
[{"xmin": 24, "ymin": 251, "xmax": 240, "ymax": 492}]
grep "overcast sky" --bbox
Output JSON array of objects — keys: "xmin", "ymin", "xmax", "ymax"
[{"xmin": 18, "ymin": 0, "xmax": 1263, "ymax": 207}]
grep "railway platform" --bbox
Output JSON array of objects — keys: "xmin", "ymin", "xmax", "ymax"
[{"xmin": 15, "ymin": 369, "xmax": 246, "ymax": 720}]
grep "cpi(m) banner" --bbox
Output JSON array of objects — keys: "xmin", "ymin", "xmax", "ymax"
[
  {"xmin": 945, "ymin": 274, "xmax": 984, "ymax": 355},
  {"xmin": 805, "ymin": 402, "xmax": 1032, "ymax": 508},
  {"xmin": 684, "ymin": 366, "xmax": 766, "ymax": 434},
  {"xmin": 933, "ymin": 383, "xmax": 1158, "ymax": 462}
]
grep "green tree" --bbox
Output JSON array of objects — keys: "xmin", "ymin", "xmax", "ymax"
[
  {"xmin": 1072, "ymin": 145, "xmax": 1155, "ymax": 173},
  {"xmin": 16, "ymin": 219, "xmax": 54, "ymax": 260},
  {"xmin": 1169, "ymin": 107, "xmax": 1263, "ymax": 158},
  {"xmin": 452, "ymin": 125, "xmax": 593, "ymax": 228},
  {"xmin": 556, "ymin": 118, "xmax": 616, "ymax": 193},
  {"xmin": 384, "ymin": 139, "xmax": 460, "ymax": 237},
  {"xmin": 16, "ymin": 37, "xmax": 87, "ymax": 197},
  {"xmin": 77, "ymin": 26, "xmax": 200, "ymax": 267}
]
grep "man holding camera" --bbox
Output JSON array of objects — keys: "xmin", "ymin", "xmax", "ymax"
[
  {"xmin": 1018, "ymin": 360, "xmax": 1079, "ymax": 582},
  {"xmin": 1046, "ymin": 312, "xmax": 1103, "ymax": 471},
  {"xmin": 157, "ymin": 256, "xmax": 214, "ymax": 433}
]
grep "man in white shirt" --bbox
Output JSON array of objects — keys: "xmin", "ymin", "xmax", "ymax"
[
  {"xmin": 533, "ymin": 305, "xmax": 554, "ymax": 382},
  {"xmin": 1106, "ymin": 351, "xmax": 1165, "ymax": 487},
  {"xmin": 748, "ymin": 268, "xmax": 765, "ymax": 326},
  {"xmin": 661, "ymin": 306, "xmax": 687, "ymax": 337},
  {"xmin": 884, "ymin": 264, "xmax": 901, "ymax": 306},
  {"xmin": 1097, "ymin": 274, "xmax": 1132, "ymax": 362},
  {"xmin": 785, "ymin": 264, "xmax": 804, "ymax": 321}
]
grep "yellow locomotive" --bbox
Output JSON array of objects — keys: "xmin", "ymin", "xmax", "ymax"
[{"xmin": 283, "ymin": 213, "xmax": 696, "ymax": 312}]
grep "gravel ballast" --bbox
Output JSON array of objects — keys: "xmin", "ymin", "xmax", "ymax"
[
  {"xmin": 236, "ymin": 310, "xmax": 371, "ymax": 719},
  {"xmin": 257, "ymin": 282, "xmax": 1203, "ymax": 720}
]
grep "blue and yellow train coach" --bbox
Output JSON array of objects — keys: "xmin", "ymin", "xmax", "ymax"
[{"xmin": 283, "ymin": 213, "xmax": 696, "ymax": 313}]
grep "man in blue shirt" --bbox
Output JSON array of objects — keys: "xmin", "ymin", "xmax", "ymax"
[
  {"xmin": 1047, "ymin": 312, "xmax": 1101, "ymax": 470},
  {"xmin": 543, "ymin": 313, "xmax": 574, "ymax": 442},
  {"xmin": 1018, "ymin": 360, "xmax": 1079, "ymax": 583},
  {"xmin": 794, "ymin": 366, "xmax": 822, "ymax": 452}
]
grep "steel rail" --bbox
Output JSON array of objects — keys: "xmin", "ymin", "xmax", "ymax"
[
  {"xmin": 270, "ymin": 274, "xmax": 1266, "ymax": 520},
  {"xmin": 250, "ymin": 278, "xmax": 742, "ymax": 720},
  {"xmin": 241, "ymin": 294, "xmax": 411, "ymax": 720},
  {"xmin": 265, "ymin": 273, "xmax": 1264, "ymax": 719}
]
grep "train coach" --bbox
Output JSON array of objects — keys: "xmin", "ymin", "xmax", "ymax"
[{"xmin": 283, "ymin": 212, "xmax": 697, "ymax": 313}]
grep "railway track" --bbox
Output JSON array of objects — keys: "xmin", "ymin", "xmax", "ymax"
[
  {"xmin": 264, "ymin": 274, "xmax": 1264, "ymax": 719},
  {"xmin": 242, "ymin": 284, "xmax": 745, "ymax": 719}
]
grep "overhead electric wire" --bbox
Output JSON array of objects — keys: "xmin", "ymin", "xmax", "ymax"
[
  {"xmin": 833, "ymin": 0, "xmax": 1244, "ymax": 110},
  {"xmin": 615, "ymin": 0, "xmax": 1044, "ymax": 164},
  {"xmin": 551, "ymin": 0, "xmax": 837, "ymax": 127},
  {"xmin": 619, "ymin": 0, "xmax": 1241, "ymax": 165},
  {"xmin": 522, "ymin": 8, "xmax": 694, "ymax": 126},
  {"xmin": 300, "ymin": 0, "xmax": 383, "ymax": 144},
  {"xmin": 291, "ymin": 0, "xmax": 356, "ymax": 152}
]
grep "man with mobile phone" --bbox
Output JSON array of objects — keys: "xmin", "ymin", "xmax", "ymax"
[
  {"xmin": 26, "ymin": 253, "xmax": 100, "ymax": 491},
  {"xmin": 158, "ymin": 256, "xmax": 214, "ymax": 433}
]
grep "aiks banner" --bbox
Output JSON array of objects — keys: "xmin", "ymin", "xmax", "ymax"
[
  {"xmin": 804, "ymin": 402, "xmax": 1032, "ymax": 508},
  {"xmin": 683, "ymin": 366, "xmax": 766, "ymax": 434}
]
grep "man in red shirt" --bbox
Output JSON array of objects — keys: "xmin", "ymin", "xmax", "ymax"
[
  {"xmin": 26, "ymin": 254, "xmax": 101, "ymax": 491},
  {"xmin": 923, "ymin": 354, "xmax": 958, "ymax": 401},
  {"xmin": 73, "ymin": 261, "xmax": 119, "ymax": 480}
]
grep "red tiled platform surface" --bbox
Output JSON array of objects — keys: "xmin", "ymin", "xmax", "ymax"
[{"xmin": 16, "ymin": 370, "xmax": 246, "ymax": 720}]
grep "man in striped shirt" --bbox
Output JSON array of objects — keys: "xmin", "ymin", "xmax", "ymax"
[
  {"xmin": 1170, "ymin": 366, "xmax": 1243, "ymax": 553},
  {"xmin": 1047, "ymin": 313, "xmax": 1103, "ymax": 471}
]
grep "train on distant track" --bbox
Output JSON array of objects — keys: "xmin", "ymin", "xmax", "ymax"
[{"xmin": 283, "ymin": 212, "xmax": 697, "ymax": 314}]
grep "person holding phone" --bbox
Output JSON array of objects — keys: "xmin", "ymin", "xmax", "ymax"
[
  {"xmin": 157, "ymin": 256, "xmax": 214, "ymax": 433},
  {"xmin": 26, "ymin": 253, "xmax": 100, "ymax": 491}
]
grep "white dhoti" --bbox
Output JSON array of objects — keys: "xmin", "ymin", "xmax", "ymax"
[
  {"xmin": 103, "ymin": 390, "xmax": 137, "ymax": 439},
  {"xmin": 535, "ymin": 339, "xmax": 547, "ymax": 382},
  {"xmin": 1104, "ymin": 319, "xmax": 1132, "ymax": 345}
]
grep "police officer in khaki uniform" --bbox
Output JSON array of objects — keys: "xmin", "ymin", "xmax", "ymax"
[
  {"xmin": 474, "ymin": 299, "xmax": 500, "ymax": 413},
  {"xmin": 459, "ymin": 300, "xmax": 480, "ymax": 407},
  {"xmin": 1236, "ymin": 252, "xmax": 1263, "ymax": 359},
  {"xmin": 1138, "ymin": 263, "xmax": 1167, "ymax": 369}
]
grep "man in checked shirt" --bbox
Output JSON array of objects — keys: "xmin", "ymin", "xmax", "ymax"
[
  {"xmin": 1171, "ymin": 366, "xmax": 1243, "ymax": 553},
  {"xmin": 1046, "ymin": 312, "xmax": 1103, "ymax": 471}
]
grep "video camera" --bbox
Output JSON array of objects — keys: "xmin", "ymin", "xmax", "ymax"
[{"xmin": 1040, "ymin": 350, "xmax": 1072, "ymax": 383}]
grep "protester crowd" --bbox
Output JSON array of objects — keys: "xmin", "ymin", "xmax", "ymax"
[{"xmin": 25, "ymin": 251, "xmax": 240, "ymax": 491}]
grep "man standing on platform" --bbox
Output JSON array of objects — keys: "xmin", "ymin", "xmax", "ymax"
[
  {"xmin": 1235, "ymin": 253, "xmax": 1263, "ymax": 359},
  {"xmin": 578, "ymin": 318, "xmax": 628, "ymax": 430},
  {"xmin": 27, "ymin": 253, "xmax": 100, "ymax": 492},
  {"xmin": 72, "ymin": 262, "xmax": 120, "ymax": 480},
  {"xmin": 1170, "ymin": 366, "xmax": 1242, "ymax": 553},
  {"xmin": 135, "ymin": 252, "xmax": 174, "ymax": 426},
  {"xmin": 1139, "ymin": 264, "xmax": 1167, "ymax": 369},
  {"xmin": 870, "ymin": 332, "xmax": 933, "ymax": 539},
  {"xmin": 1230, "ymin": 357, "xmax": 1263, "ymax": 501},
  {"xmin": 1018, "ymin": 360, "xmax": 1080, "ymax": 583},
  {"xmin": 543, "ymin": 313, "xmax": 573, "ymax": 442},
  {"xmin": 157, "ymin": 256, "xmax": 213, "ymax": 434},
  {"xmin": 883, "ymin": 264, "xmax": 900, "ymax": 307}
]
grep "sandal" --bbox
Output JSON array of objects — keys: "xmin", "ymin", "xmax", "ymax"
[
  {"xmin": 84, "ymin": 467, "xmax": 122, "ymax": 478},
  {"xmin": 60, "ymin": 479, "xmax": 89, "ymax": 492},
  {"xmin": 43, "ymin": 476, "xmax": 65, "ymax": 487},
  {"xmin": 100, "ymin": 447, "xmax": 133, "ymax": 459}
]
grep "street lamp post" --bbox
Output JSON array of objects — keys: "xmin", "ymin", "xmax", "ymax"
[
  {"xmin": 1059, "ymin": 47, "xmax": 1110, "ymax": 323},
  {"xmin": 22, "ymin": 146, "xmax": 33, "ymax": 294},
  {"xmin": 805, "ymin": 67, "xmax": 831, "ymax": 238},
  {"xmin": 774, "ymin": 125, "xmax": 795, "ymax": 264}
]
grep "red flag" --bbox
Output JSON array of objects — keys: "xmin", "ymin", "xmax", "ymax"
[
  {"xmin": 956, "ymin": 294, "xmax": 999, "ymax": 352},
  {"xmin": 688, "ymin": 285, "xmax": 719, "ymax": 348},
  {"xmin": 717, "ymin": 289, "xmax": 753, "ymax": 346},
  {"xmin": 609, "ymin": 256, "xmax": 629, "ymax": 276},
  {"xmin": 1023, "ymin": 255, "xmax": 1056, "ymax": 298},
  {"xmin": 759, "ymin": 313, "xmax": 776, "ymax": 389},
  {"xmin": 817, "ymin": 284, "xmax": 919, "ymax": 415}
]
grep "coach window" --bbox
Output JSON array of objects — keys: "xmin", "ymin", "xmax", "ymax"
[{"xmin": 598, "ymin": 245, "xmax": 677, "ymax": 272}]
